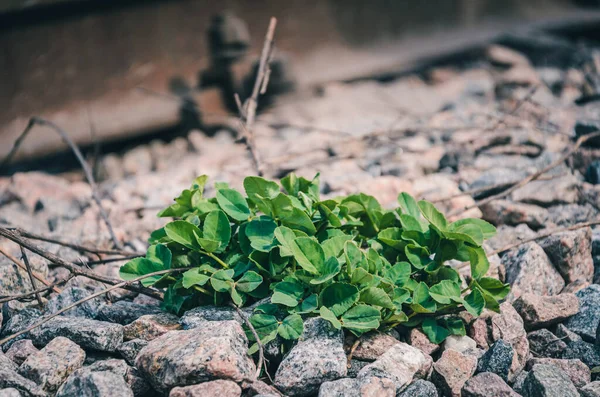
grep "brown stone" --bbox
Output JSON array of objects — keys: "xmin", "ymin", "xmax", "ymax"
[
  {"xmin": 344, "ymin": 333, "xmax": 399, "ymax": 361},
  {"xmin": 169, "ymin": 380, "xmax": 242, "ymax": 397},
  {"xmin": 490, "ymin": 302, "xmax": 529, "ymax": 382},
  {"xmin": 513, "ymin": 293, "xmax": 579, "ymax": 330},
  {"xmin": 431, "ymin": 349, "xmax": 477, "ymax": 397},
  {"xmin": 539, "ymin": 227, "xmax": 594, "ymax": 284},
  {"xmin": 123, "ymin": 313, "xmax": 181, "ymax": 341},
  {"xmin": 408, "ymin": 328, "xmax": 440, "ymax": 356},
  {"xmin": 526, "ymin": 358, "xmax": 590, "ymax": 389}
]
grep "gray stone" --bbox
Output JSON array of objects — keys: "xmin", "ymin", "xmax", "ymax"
[
  {"xmin": 45, "ymin": 287, "xmax": 103, "ymax": 319},
  {"xmin": 513, "ymin": 293, "xmax": 579, "ymax": 330},
  {"xmin": 18, "ymin": 336, "xmax": 85, "ymax": 394},
  {"xmin": 554, "ymin": 324, "xmax": 582, "ymax": 344},
  {"xmin": 357, "ymin": 342, "xmax": 432, "ymax": 393},
  {"xmin": 275, "ymin": 318, "xmax": 346, "ymax": 396},
  {"xmin": 564, "ymin": 285, "xmax": 600, "ymax": 342},
  {"xmin": 462, "ymin": 372, "xmax": 519, "ymax": 397},
  {"xmin": 30, "ymin": 316, "xmax": 123, "ymax": 352},
  {"xmin": 469, "ymin": 168, "xmax": 528, "ymax": 199},
  {"xmin": 512, "ymin": 176, "xmax": 581, "ymax": 207},
  {"xmin": 85, "ymin": 359, "xmax": 150, "ymax": 397},
  {"xmin": 480, "ymin": 200, "xmax": 547, "ymax": 229},
  {"xmin": 526, "ymin": 358, "xmax": 590, "ymax": 388},
  {"xmin": 170, "ymin": 380, "xmax": 242, "ymax": 397},
  {"xmin": 56, "ymin": 369, "xmax": 133, "ymax": 397},
  {"xmin": 178, "ymin": 306, "xmax": 242, "ymax": 329},
  {"xmin": 511, "ymin": 370, "xmax": 528, "ymax": 395},
  {"xmin": 344, "ymin": 333, "xmax": 399, "ymax": 361},
  {"xmin": 4, "ymin": 340, "xmax": 38, "ymax": 366},
  {"xmin": 0, "ymin": 309, "xmax": 42, "ymax": 351},
  {"xmin": 476, "ymin": 340, "xmax": 513, "ymax": 381},
  {"xmin": 561, "ymin": 340, "xmax": 600, "ymax": 367},
  {"xmin": 545, "ymin": 204, "xmax": 599, "ymax": 228},
  {"xmin": 0, "ymin": 351, "xmax": 16, "ymax": 372},
  {"xmin": 490, "ymin": 302, "xmax": 530, "ymax": 382},
  {"xmin": 136, "ymin": 321, "xmax": 255, "ymax": 393},
  {"xmin": 487, "ymin": 224, "xmax": 537, "ymax": 252},
  {"xmin": 0, "ymin": 389, "xmax": 22, "ymax": 397},
  {"xmin": 397, "ymin": 379, "xmax": 438, "ymax": 397},
  {"xmin": 431, "ymin": 349, "xmax": 477, "ymax": 397},
  {"xmin": 123, "ymin": 313, "xmax": 181, "ymax": 341},
  {"xmin": 96, "ymin": 301, "xmax": 164, "ymax": 325},
  {"xmin": 522, "ymin": 364, "xmax": 578, "ymax": 397},
  {"xmin": 318, "ymin": 376, "xmax": 395, "ymax": 397},
  {"xmin": 501, "ymin": 242, "xmax": 565, "ymax": 302},
  {"xmin": 539, "ymin": 227, "xmax": 594, "ymax": 284},
  {"xmin": 117, "ymin": 339, "xmax": 148, "ymax": 366},
  {"xmin": 581, "ymin": 381, "xmax": 600, "ymax": 397},
  {"xmin": 0, "ymin": 370, "xmax": 45, "ymax": 397},
  {"xmin": 527, "ymin": 329, "xmax": 567, "ymax": 358},
  {"xmin": 347, "ymin": 360, "xmax": 369, "ymax": 378}
]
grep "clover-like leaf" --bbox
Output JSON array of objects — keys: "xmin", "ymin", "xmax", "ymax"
[
  {"xmin": 463, "ymin": 288, "xmax": 485, "ymax": 317},
  {"xmin": 164, "ymin": 220, "xmax": 202, "ymax": 250},
  {"xmin": 291, "ymin": 237, "xmax": 324, "ymax": 274},
  {"xmin": 119, "ymin": 258, "xmax": 165, "ymax": 287},
  {"xmin": 310, "ymin": 256, "xmax": 341, "ymax": 285},
  {"xmin": 320, "ymin": 283, "xmax": 360, "ymax": 317},
  {"xmin": 210, "ymin": 269, "xmax": 234, "ymax": 292},
  {"xmin": 359, "ymin": 287, "xmax": 394, "ymax": 309},
  {"xmin": 341, "ymin": 304, "xmax": 381, "ymax": 335},
  {"xmin": 429, "ymin": 280, "xmax": 461, "ymax": 305},
  {"xmin": 405, "ymin": 244, "xmax": 432, "ymax": 269},
  {"xmin": 417, "ymin": 200, "xmax": 448, "ymax": 232},
  {"xmin": 322, "ymin": 235, "xmax": 352, "ymax": 259},
  {"xmin": 319, "ymin": 306, "xmax": 342, "ymax": 329},
  {"xmin": 249, "ymin": 313, "xmax": 279, "ymax": 339},
  {"xmin": 477, "ymin": 277, "xmax": 510, "ymax": 300},
  {"xmin": 278, "ymin": 314, "xmax": 304, "ymax": 340},
  {"xmin": 280, "ymin": 207, "xmax": 316, "ymax": 235},
  {"xmin": 201, "ymin": 210, "xmax": 231, "ymax": 253},
  {"xmin": 246, "ymin": 218, "xmax": 277, "ymax": 252},
  {"xmin": 449, "ymin": 218, "xmax": 496, "ymax": 239},
  {"xmin": 182, "ymin": 268, "xmax": 210, "ymax": 289},
  {"xmin": 468, "ymin": 246, "xmax": 490, "ymax": 280},
  {"xmin": 271, "ymin": 281, "xmax": 304, "ymax": 307},
  {"xmin": 410, "ymin": 282, "xmax": 436, "ymax": 313},
  {"xmin": 236, "ymin": 271, "xmax": 263, "ymax": 293},
  {"xmin": 216, "ymin": 188, "xmax": 251, "ymax": 221},
  {"xmin": 378, "ymin": 228, "xmax": 406, "ymax": 251},
  {"xmin": 421, "ymin": 318, "xmax": 450, "ymax": 344}
]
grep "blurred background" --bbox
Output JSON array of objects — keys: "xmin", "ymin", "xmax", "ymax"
[{"xmin": 2, "ymin": 0, "xmax": 600, "ymax": 172}]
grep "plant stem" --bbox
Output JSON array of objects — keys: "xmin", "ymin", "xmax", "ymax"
[
  {"xmin": 198, "ymin": 251, "xmax": 229, "ymax": 269},
  {"xmin": 193, "ymin": 285, "xmax": 211, "ymax": 296}
]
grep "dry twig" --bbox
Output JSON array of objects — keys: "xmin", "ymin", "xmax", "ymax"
[
  {"xmin": 0, "ymin": 277, "xmax": 71, "ymax": 304},
  {"xmin": 229, "ymin": 303, "xmax": 269, "ymax": 382},
  {"xmin": 0, "ymin": 268, "xmax": 185, "ymax": 347},
  {"xmin": 0, "ymin": 117, "xmax": 122, "ymax": 249},
  {"xmin": 449, "ymin": 131, "xmax": 600, "ymax": 218},
  {"xmin": 0, "ymin": 246, "xmax": 61, "ymax": 294},
  {"xmin": 20, "ymin": 247, "xmax": 43, "ymax": 307}
]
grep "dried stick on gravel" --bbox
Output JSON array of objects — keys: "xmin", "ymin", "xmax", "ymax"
[
  {"xmin": 0, "ymin": 268, "xmax": 185, "ymax": 348},
  {"xmin": 0, "ymin": 117, "xmax": 122, "ymax": 249},
  {"xmin": 0, "ymin": 246, "xmax": 61, "ymax": 294},
  {"xmin": 8, "ymin": 227, "xmax": 140, "ymax": 256},
  {"xmin": 229, "ymin": 303, "xmax": 268, "ymax": 382},
  {"xmin": 449, "ymin": 130, "xmax": 600, "ymax": 218},
  {"xmin": 0, "ymin": 277, "xmax": 71, "ymax": 304},
  {"xmin": 236, "ymin": 17, "xmax": 277, "ymax": 176},
  {"xmin": 0, "ymin": 227, "xmax": 161, "ymax": 299},
  {"xmin": 20, "ymin": 247, "xmax": 43, "ymax": 307}
]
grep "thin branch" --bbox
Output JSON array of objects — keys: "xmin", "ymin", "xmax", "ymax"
[
  {"xmin": 20, "ymin": 247, "xmax": 43, "ymax": 307},
  {"xmin": 229, "ymin": 303, "xmax": 267, "ymax": 381},
  {"xmin": 0, "ymin": 117, "xmax": 122, "ymax": 249},
  {"xmin": 448, "ymin": 131, "xmax": 600, "ymax": 218},
  {"xmin": 0, "ymin": 268, "xmax": 185, "ymax": 347},
  {"xmin": 8, "ymin": 228, "xmax": 140, "ymax": 256},
  {"xmin": 236, "ymin": 17, "xmax": 277, "ymax": 176},
  {"xmin": 0, "ymin": 227, "xmax": 161, "ymax": 299},
  {"xmin": 0, "ymin": 246, "xmax": 61, "ymax": 294},
  {"xmin": 0, "ymin": 277, "xmax": 71, "ymax": 304}
]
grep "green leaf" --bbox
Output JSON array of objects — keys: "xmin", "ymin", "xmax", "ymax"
[
  {"xmin": 449, "ymin": 218, "xmax": 496, "ymax": 239},
  {"xmin": 350, "ymin": 267, "xmax": 374, "ymax": 288},
  {"xmin": 468, "ymin": 246, "xmax": 490, "ymax": 280},
  {"xmin": 244, "ymin": 176, "xmax": 280, "ymax": 215},
  {"xmin": 463, "ymin": 288, "xmax": 485, "ymax": 317},
  {"xmin": 230, "ymin": 288, "xmax": 245, "ymax": 306},
  {"xmin": 442, "ymin": 317, "xmax": 466, "ymax": 336},
  {"xmin": 359, "ymin": 287, "xmax": 394, "ymax": 309},
  {"xmin": 383, "ymin": 262, "xmax": 411, "ymax": 287},
  {"xmin": 344, "ymin": 241, "xmax": 366, "ymax": 274},
  {"xmin": 249, "ymin": 313, "xmax": 279, "ymax": 339},
  {"xmin": 210, "ymin": 269, "xmax": 234, "ymax": 292},
  {"xmin": 477, "ymin": 277, "xmax": 510, "ymax": 300},
  {"xmin": 119, "ymin": 258, "xmax": 165, "ymax": 287},
  {"xmin": 319, "ymin": 306, "xmax": 341, "ymax": 329},
  {"xmin": 164, "ymin": 220, "xmax": 202, "ymax": 250},
  {"xmin": 246, "ymin": 218, "xmax": 277, "ymax": 252},
  {"xmin": 161, "ymin": 286, "xmax": 186, "ymax": 315},
  {"xmin": 421, "ymin": 318, "xmax": 450, "ymax": 344},
  {"xmin": 148, "ymin": 228, "xmax": 168, "ymax": 244},
  {"xmin": 216, "ymin": 189, "xmax": 251, "ymax": 221},
  {"xmin": 280, "ymin": 207, "xmax": 317, "ymax": 235},
  {"xmin": 278, "ymin": 314, "xmax": 304, "ymax": 340},
  {"xmin": 182, "ymin": 268, "xmax": 210, "ymax": 289},
  {"xmin": 318, "ymin": 203, "xmax": 342, "ymax": 228},
  {"xmin": 399, "ymin": 214, "xmax": 426, "ymax": 233},
  {"xmin": 157, "ymin": 203, "xmax": 188, "ymax": 218},
  {"xmin": 397, "ymin": 192, "xmax": 421, "ymax": 218},
  {"xmin": 297, "ymin": 294, "xmax": 318, "ymax": 313},
  {"xmin": 274, "ymin": 226, "xmax": 296, "ymax": 257},
  {"xmin": 410, "ymin": 282, "xmax": 436, "ymax": 313},
  {"xmin": 444, "ymin": 224, "xmax": 484, "ymax": 247},
  {"xmin": 201, "ymin": 210, "xmax": 231, "ymax": 252},
  {"xmin": 271, "ymin": 281, "xmax": 304, "ymax": 307},
  {"xmin": 418, "ymin": 200, "xmax": 448, "ymax": 231},
  {"xmin": 310, "ymin": 256, "xmax": 341, "ymax": 285},
  {"xmin": 378, "ymin": 228, "xmax": 406, "ymax": 251},
  {"xmin": 393, "ymin": 287, "xmax": 411, "ymax": 309},
  {"xmin": 322, "ymin": 235, "xmax": 352, "ymax": 259},
  {"xmin": 320, "ymin": 283, "xmax": 360, "ymax": 317},
  {"xmin": 341, "ymin": 305, "xmax": 381, "ymax": 335},
  {"xmin": 146, "ymin": 244, "xmax": 172, "ymax": 267},
  {"xmin": 236, "ymin": 271, "xmax": 263, "ymax": 293},
  {"xmin": 429, "ymin": 280, "xmax": 461, "ymax": 305},
  {"xmin": 291, "ymin": 237, "xmax": 324, "ymax": 274},
  {"xmin": 405, "ymin": 244, "xmax": 432, "ymax": 269}
]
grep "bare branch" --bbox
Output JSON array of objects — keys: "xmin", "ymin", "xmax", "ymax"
[
  {"xmin": 0, "ymin": 277, "xmax": 71, "ymax": 304},
  {"xmin": 20, "ymin": 247, "xmax": 43, "ymax": 307},
  {"xmin": 229, "ymin": 303, "xmax": 268, "ymax": 381},
  {"xmin": 0, "ymin": 246, "xmax": 61, "ymax": 294}
]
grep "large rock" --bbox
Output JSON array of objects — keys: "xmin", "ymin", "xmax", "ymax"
[
  {"xmin": 45, "ymin": 287, "xmax": 103, "ymax": 319},
  {"xmin": 318, "ymin": 376, "xmax": 395, "ymax": 397},
  {"xmin": 344, "ymin": 333, "xmax": 399, "ymax": 361},
  {"xmin": 117, "ymin": 339, "xmax": 148, "ymax": 366},
  {"xmin": 527, "ymin": 329, "xmax": 567, "ymax": 358},
  {"xmin": 539, "ymin": 227, "xmax": 594, "ymax": 284},
  {"xmin": 476, "ymin": 339, "xmax": 513, "ymax": 381},
  {"xmin": 84, "ymin": 359, "xmax": 150, "ymax": 397},
  {"xmin": 29, "ymin": 316, "xmax": 123, "ymax": 352},
  {"xmin": 431, "ymin": 349, "xmax": 477, "ymax": 397},
  {"xmin": 169, "ymin": 380, "xmax": 242, "ymax": 397},
  {"xmin": 96, "ymin": 301, "xmax": 163, "ymax": 325},
  {"xmin": 123, "ymin": 313, "xmax": 181, "ymax": 341},
  {"xmin": 0, "ymin": 351, "xmax": 16, "ymax": 371},
  {"xmin": 513, "ymin": 293, "xmax": 579, "ymax": 330},
  {"xmin": 522, "ymin": 364, "xmax": 578, "ymax": 397},
  {"xmin": 442, "ymin": 335, "xmax": 478, "ymax": 356},
  {"xmin": 480, "ymin": 200, "xmax": 547, "ymax": 229},
  {"xmin": 18, "ymin": 337, "xmax": 85, "ymax": 395},
  {"xmin": 56, "ymin": 369, "xmax": 133, "ymax": 397},
  {"xmin": 274, "ymin": 318, "xmax": 346, "ymax": 397},
  {"xmin": 526, "ymin": 358, "xmax": 590, "ymax": 388},
  {"xmin": 461, "ymin": 372, "xmax": 519, "ymax": 397},
  {"xmin": 581, "ymin": 381, "xmax": 600, "ymax": 397},
  {"xmin": 136, "ymin": 320, "xmax": 255, "ymax": 393},
  {"xmin": 490, "ymin": 302, "xmax": 530, "ymax": 382},
  {"xmin": 0, "ymin": 369, "xmax": 45, "ymax": 397},
  {"xmin": 561, "ymin": 340, "xmax": 600, "ymax": 368},
  {"xmin": 4, "ymin": 340, "xmax": 38, "ymax": 366},
  {"xmin": 487, "ymin": 224, "xmax": 537, "ymax": 252},
  {"xmin": 0, "ymin": 389, "xmax": 22, "ymax": 397},
  {"xmin": 0, "ymin": 309, "xmax": 42, "ymax": 351},
  {"xmin": 397, "ymin": 379, "xmax": 438, "ymax": 397},
  {"xmin": 357, "ymin": 342, "xmax": 432, "ymax": 393},
  {"xmin": 563, "ymin": 285, "xmax": 600, "ymax": 342},
  {"xmin": 501, "ymin": 242, "xmax": 565, "ymax": 301},
  {"xmin": 512, "ymin": 175, "xmax": 581, "ymax": 207},
  {"xmin": 178, "ymin": 306, "xmax": 242, "ymax": 329}
]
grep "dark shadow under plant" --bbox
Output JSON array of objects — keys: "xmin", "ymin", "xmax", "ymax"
[{"xmin": 120, "ymin": 173, "xmax": 509, "ymax": 351}]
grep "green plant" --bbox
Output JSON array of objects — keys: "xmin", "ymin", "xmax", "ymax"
[{"xmin": 119, "ymin": 173, "xmax": 509, "ymax": 346}]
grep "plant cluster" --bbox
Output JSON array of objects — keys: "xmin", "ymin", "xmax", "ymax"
[{"xmin": 120, "ymin": 173, "xmax": 509, "ymax": 346}]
